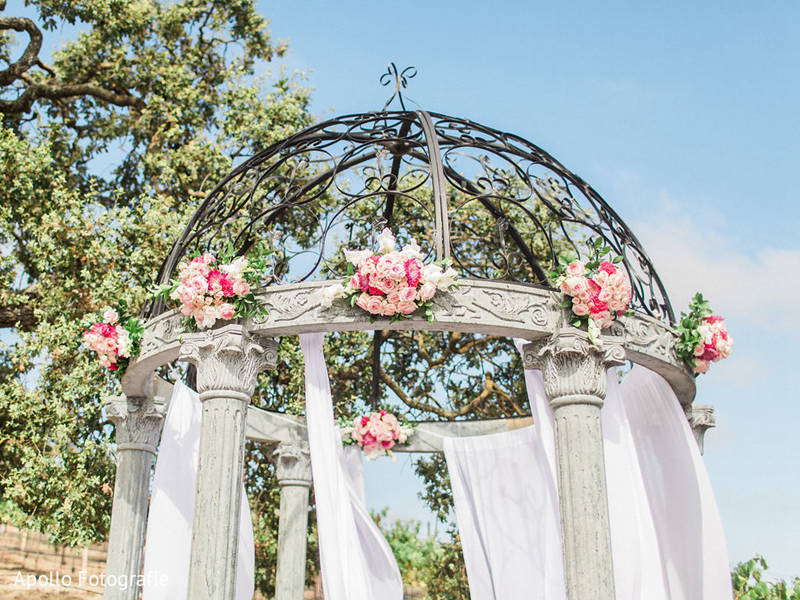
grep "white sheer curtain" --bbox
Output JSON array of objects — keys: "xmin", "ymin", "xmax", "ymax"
[
  {"xmin": 446, "ymin": 343, "xmax": 731, "ymax": 600},
  {"xmin": 299, "ymin": 333, "xmax": 404, "ymax": 600},
  {"xmin": 621, "ymin": 366, "xmax": 733, "ymax": 600},
  {"xmin": 441, "ymin": 340, "xmax": 565, "ymax": 600},
  {"xmin": 141, "ymin": 381, "xmax": 254, "ymax": 600}
]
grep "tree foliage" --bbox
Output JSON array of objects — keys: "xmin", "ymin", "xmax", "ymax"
[
  {"xmin": 0, "ymin": 0, "xmax": 312, "ymax": 555},
  {"xmin": 733, "ymin": 556, "xmax": 800, "ymax": 600}
]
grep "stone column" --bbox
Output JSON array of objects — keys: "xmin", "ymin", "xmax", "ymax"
[
  {"xmin": 684, "ymin": 404, "xmax": 716, "ymax": 455},
  {"xmin": 179, "ymin": 324, "xmax": 278, "ymax": 600},
  {"xmin": 273, "ymin": 441, "xmax": 312, "ymax": 600},
  {"xmin": 103, "ymin": 394, "xmax": 167, "ymax": 600},
  {"xmin": 523, "ymin": 328, "xmax": 625, "ymax": 600}
]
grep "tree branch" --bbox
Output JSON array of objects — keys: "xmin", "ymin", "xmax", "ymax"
[
  {"xmin": 0, "ymin": 16, "xmax": 42, "ymax": 87},
  {"xmin": 380, "ymin": 368, "xmax": 499, "ymax": 419},
  {"xmin": 0, "ymin": 289, "xmax": 38, "ymax": 330}
]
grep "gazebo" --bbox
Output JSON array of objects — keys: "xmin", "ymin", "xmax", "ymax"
[{"xmin": 101, "ymin": 70, "xmax": 715, "ymax": 600}]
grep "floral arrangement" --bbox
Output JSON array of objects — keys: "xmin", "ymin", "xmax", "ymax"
[
  {"xmin": 675, "ymin": 293, "xmax": 733, "ymax": 375},
  {"xmin": 151, "ymin": 244, "xmax": 271, "ymax": 330},
  {"xmin": 83, "ymin": 305, "xmax": 143, "ymax": 372},
  {"xmin": 553, "ymin": 239, "xmax": 632, "ymax": 344},
  {"xmin": 339, "ymin": 410, "xmax": 414, "ymax": 460},
  {"xmin": 316, "ymin": 228, "xmax": 458, "ymax": 321}
]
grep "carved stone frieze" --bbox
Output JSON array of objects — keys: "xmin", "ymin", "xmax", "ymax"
[
  {"xmin": 523, "ymin": 328, "xmax": 625, "ymax": 406},
  {"xmin": 273, "ymin": 441, "xmax": 312, "ymax": 487},
  {"xmin": 124, "ymin": 279, "xmax": 695, "ymax": 405},
  {"xmin": 178, "ymin": 324, "xmax": 278, "ymax": 399},
  {"xmin": 104, "ymin": 394, "xmax": 168, "ymax": 454},
  {"xmin": 618, "ymin": 313, "xmax": 682, "ymax": 368}
]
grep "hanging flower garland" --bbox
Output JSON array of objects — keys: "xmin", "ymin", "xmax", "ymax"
[
  {"xmin": 675, "ymin": 293, "xmax": 733, "ymax": 375},
  {"xmin": 83, "ymin": 305, "xmax": 143, "ymax": 372},
  {"xmin": 316, "ymin": 228, "xmax": 458, "ymax": 322},
  {"xmin": 339, "ymin": 410, "xmax": 414, "ymax": 460},
  {"xmin": 150, "ymin": 244, "xmax": 272, "ymax": 330},
  {"xmin": 552, "ymin": 239, "xmax": 633, "ymax": 345}
]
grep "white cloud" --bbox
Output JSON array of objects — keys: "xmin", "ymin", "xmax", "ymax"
[{"xmin": 632, "ymin": 210, "xmax": 800, "ymax": 327}]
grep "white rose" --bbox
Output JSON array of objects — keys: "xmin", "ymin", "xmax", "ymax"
[
  {"xmin": 400, "ymin": 239, "xmax": 424, "ymax": 260},
  {"xmin": 314, "ymin": 284, "xmax": 346, "ymax": 308},
  {"xmin": 343, "ymin": 248, "xmax": 373, "ymax": 267},
  {"xmin": 420, "ymin": 264, "xmax": 443, "ymax": 285},
  {"xmin": 376, "ymin": 228, "xmax": 396, "ymax": 253},
  {"xmin": 221, "ymin": 256, "xmax": 248, "ymax": 277},
  {"xmin": 437, "ymin": 267, "xmax": 458, "ymax": 289}
]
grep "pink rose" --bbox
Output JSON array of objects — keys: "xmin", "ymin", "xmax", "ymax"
[
  {"xmin": 397, "ymin": 300, "xmax": 417, "ymax": 315},
  {"xmin": 102, "ymin": 308, "xmax": 119, "ymax": 325},
  {"xmin": 572, "ymin": 299, "xmax": 590, "ymax": 316},
  {"xmin": 365, "ymin": 296, "xmax": 384, "ymax": 315},
  {"xmin": 694, "ymin": 359, "xmax": 710, "ymax": 374},
  {"xmin": 398, "ymin": 286, "xmax": 417, "ymax": 302},
  {"xmin": 219, "ymin": 303, "xmax": 236, "ymax": 320},
  {"xmin": 381, "ymin": 302, "xmax": 397, "ymax": 317},
  {"xmin": 418, "ymin": 282, "xmax": 436, "ymax": 301},
  {"xmin": 387, "ymin": 291, "xmax": 401, "ymax": 305},
  {"xmin": 356, "ymin": 293, "xmax": 371, "ymax": 311},
  {"xmin": 566, "ymin": 261, "xmax": 586, "ymax": 277},
  {"xmin": 348, "ymin": 274, "xmax": 360, "ymax": 290},
  {"xmin": 405, "ymin": 258, "xmax": 423, "ymax": 287},
  {"xmin": 597, "ymin": 261, "xmax": 617, "ymax": 275}
]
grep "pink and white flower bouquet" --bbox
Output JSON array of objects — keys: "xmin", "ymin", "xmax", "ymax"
[
  {"xmin": 675, "ymin": 293, "xmax": 733, "ymax": 375},
  {"xmin": 553, "ymin": 239, "xmax": 632, "ymax": 344},
  {"xmin": 151, "ymin": 244, "xmax": 271, "ymax": 330},
  {"xmin": 316, "ymin": 228, "xmax": 458, "ymax": 321},
  {"xmin": 339, "ymin": 409, "xmax": 414, "ymax": 460},
  {"xmin": 83, "ymin": 305, "xmax": 143, "ymax": 372}
]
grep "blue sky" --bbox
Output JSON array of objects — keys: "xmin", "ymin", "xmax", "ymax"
[{"xmin": 258, "ymin": 0, "xmax": 800, "ymax": 579}]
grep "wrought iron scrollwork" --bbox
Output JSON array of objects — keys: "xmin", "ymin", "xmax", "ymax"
[{"xmin": 146, "ymin": 109, "xmax": 674, "ymax": 324}]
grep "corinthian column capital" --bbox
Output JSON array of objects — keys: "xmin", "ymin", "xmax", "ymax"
[
  {"xmin": 104, "ymin": 394, "xmax": 168, "ymax": 454},
  {"xmin": 178, "ymin": 324, "xmax": 279, "ymax": 401},
  {"xmin": 522, "ymin": 328, "xmax": 625, "ymax": 408},
  {"xmin": 273, "ymin": 441, "xmax": 312, "ymax": 488}
]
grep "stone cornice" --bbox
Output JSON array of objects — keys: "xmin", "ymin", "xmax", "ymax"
[{"xmin": 122, "ymin": 279, "xmax": 695, "ymax": 404}]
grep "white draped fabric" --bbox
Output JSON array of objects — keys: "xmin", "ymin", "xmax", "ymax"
[
  {"xmin": 603, "ymin": 370, "xmax": 669, "ymax": 599},
  {"xmin": 442, "ymin": 339, "xmax": 565, "ymax": 600},
  {"xmin": 445, "ymin": 344, "xmax": 731, "ymax": 600},
  {"xmin": 141, "ymin": 381, "xmax": 254, "ymax": 600},
  {"xmin": 299, "ymin": 333, "xmax": 404, "ymax": 600},
  {"xmin": 621, "ymin": 366, "xmax": 733, "ymax": 600}
]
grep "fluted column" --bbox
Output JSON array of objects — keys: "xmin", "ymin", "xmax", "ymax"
[
  {"xmin": 274, "ymin": 441, "xmax": 312, "ymax": 600},
  {"xmin": 179, "ymin": 324, "xmax": 278, "ymax": 600},
  {"xmin": 684, "ymin": 403, "xmax": 716, "ymax": 455},
  {"xmin": 523, "ymin": 328, "xmax": 625, "ymax": 600},
  {"xmin": 103, "ymin": 394, "xmax": 167, "ymax": 600}
]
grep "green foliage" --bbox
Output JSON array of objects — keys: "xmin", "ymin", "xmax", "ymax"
[
  {"xmin": 733, "ymin": 556, "xmax": 800, "ymax": 600},
  {"xmin": 372, "ymin": 511, "xmax": 469, "ymax": 599},
  {"xmin": 0, "ymin": 0, "xmax": 312, "ymax": 563},
  {"xmin": 675, "ymin": 292, "xmax": 713, "ymax": 373}
]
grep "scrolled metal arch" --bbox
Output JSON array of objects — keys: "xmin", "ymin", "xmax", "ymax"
[{"xmin": 146, "ymin": 110, "xmax": 674, "ymax": 324}]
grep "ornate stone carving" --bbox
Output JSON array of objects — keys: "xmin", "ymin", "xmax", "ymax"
[
  {"xmin": 104, "ymin": 394, "xmax": 168, "ymax": 454},
  {"xmin": 273, "ymin": 442, "xmax": 312, "ymax": 487},
  {"xmin": 178, "ymin": 324, "xmax": 278, "ymax": 399},
  {"xmin": 619, "ymin": 313, "xmax": 682, "ymax": 368},
  {"xmin": 522, "ymin": 328, "xmax": 625, "ymax": 406},
  {"xmin": 684, "ymin": 403, "xmax": 716, "ymax": 454}
]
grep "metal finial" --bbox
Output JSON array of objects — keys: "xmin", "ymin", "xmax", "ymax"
[{"xmin": 380, "ymin": 62, "xmax": 417, "ymax": 111}]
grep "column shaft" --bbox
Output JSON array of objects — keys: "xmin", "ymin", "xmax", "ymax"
[
  {"xmin": 274, "ymin": 441, "xmax": 312, "ymax": 600},
  {"xmin": 552, "ymin": 401, "xmax": 614, "ymax": 599},
  {"xmin": 104, "ymin": 449, "xmax": 154, "ymax": 600},
  {"xmin": 523, "ymin": 329, "xmax": 624, "ymax": 600},
  {"xmin": 179, "ymin": 324, "xmax": 278, "ymax": 600},
  {"xmin": 187, "ymin": 392, "xmax": 250, "ymax": 599},
  {"xmin": 103, "ymin": 395, "xmax": 166, "ymax": 600}
]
